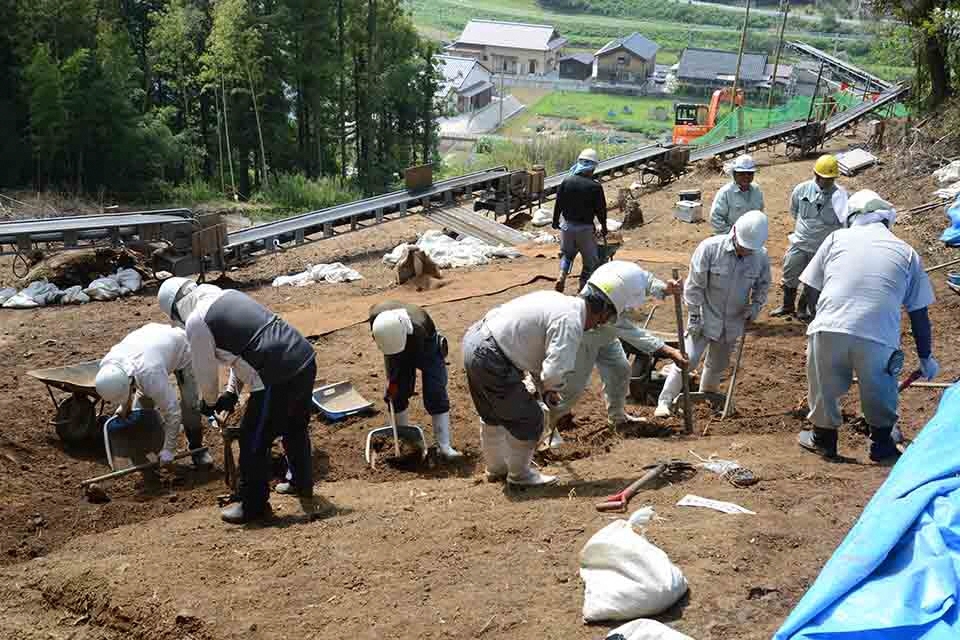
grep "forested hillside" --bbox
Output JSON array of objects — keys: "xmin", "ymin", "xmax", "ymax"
[{"xmin": 0, "ymin": 1, "xmax": 441, "ymax": 201}]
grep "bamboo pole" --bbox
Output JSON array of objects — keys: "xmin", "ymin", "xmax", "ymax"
[
  {"xmin": 765, "ymin": 0, "xmax": 790, "ymax": 127},
  {"xmin": 730, "ymin": 0, "xmax": 751, "ymax": 119},
  {"xmin": 672, "ymin": 268, "xmax": 694, "ymax": 434}
]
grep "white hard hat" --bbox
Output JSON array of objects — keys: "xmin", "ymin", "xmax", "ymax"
[
  {"xmin": 372, "ymin": 310, "xmax": 412, "ymax": 355},
  {"xmin": 578, "ymin": 148, "xmax": 599, "ymax": 163},
  {"xmin": 158, "ymin": 277, "xmax": 196, "ymax": 324},
  {"xmin": 732, "ymin": 154, "xmax": 757, "ymax": 173},
  {"xmin": 733, "ymin": 210, "xmax": 769, "ymax": 251},
  {"xmin": 587, "ymin": 261, "xmax": 651, "ymax": 316},
  {"xmin": 95, "ymin": 362, "xmax": 132, "ymax": 407}
]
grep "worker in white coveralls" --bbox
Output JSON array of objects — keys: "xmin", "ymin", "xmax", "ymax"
[
  {"xmin": 95, "ymin": 323, "xmax": 214, "ymax": 471},
  {"xmin": 548, "ymin": 261, "xmax": 688, "ymax": 432},
  {"xmin": 710, "ymin": 154, "xmax": 765, "ymax": 235},
  {"xmin": 552, "ymin": 148, "xmax": 608, "ymax": 294},
  {"xmin": 462, "ymin": 288, "xmax": 617, "ymax": 486},
  {"xmin": 771, "ymin": 154, "xmax": 847, "ymax": 323},
  {"xmin": 368, "ymin": 301, "xmax": 462, "ymax": 461},
  {"xmin": 797, "ymin": 190, "xmax": 938, "ymax": 462},
  {"xmin": 655, "ymin": 211, "xmax": 771, "ymax": 418},
  {"xmin": 158, "ymin": 278, "xmax": 326, "ymax": 525}
]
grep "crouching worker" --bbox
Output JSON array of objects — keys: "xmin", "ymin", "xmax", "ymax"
[
  {"xmin": 158, "ymin": 277, "xmax": 326, "ymax": 525},
  {"xmin": 797, "ymin": 190, "xmax": 937, "ymax": 462},
  {"xmin": 656, "ymin": 211, "xmax": 771, "ymax": 417},
  {"xmin": 96, "ymin": 323, "xmax": 213, "ymax": 475},
  {"xmin": 369, "ymin": 301, "xmax": 462, "ymax": 461},
  {"xmin": 550, "ymin": 261, "xmax": 687, "ymax": 431},
  {"xmin": 463, "ymin": 288, "xmax": 616, "ymax": 487}
]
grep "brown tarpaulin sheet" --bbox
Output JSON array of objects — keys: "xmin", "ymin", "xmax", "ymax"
[{"xmin": 279, "ymin": 247, "xmax": 690, "ymax": 339}]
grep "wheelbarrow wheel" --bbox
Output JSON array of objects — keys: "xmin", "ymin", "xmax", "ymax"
[{"xmin": 53, "ymin": 394, "xmax": 97, "ymax": 444}]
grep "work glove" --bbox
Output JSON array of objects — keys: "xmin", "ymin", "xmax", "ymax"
[
  {"xmin": 687, "ymin": 314, "xmax": 702, "ymax": 336},
  {"xmin": 198, "ymin": 401, "xmax": 216, "ymax": 418},
  {"xmin": 215, "ymin": 390, "xmax": 239, "ymax": 414},
  {"xmin": 384, "ymin": 380, "xmax": 399, "ymax": 404},
  {"xmin": 551, "ymin": 221, "xmax": 560, "ymax": 230},
  {"xmin": 543, "ymin": 390, "xmax": 563, "ymax": 409},
  {"xmin": 920, "ymin": 355, "xmax": 940, "ymax": 381},
  {"xmin": 158, "ymin": 449, "xmax": 175, "ymax": 464}
]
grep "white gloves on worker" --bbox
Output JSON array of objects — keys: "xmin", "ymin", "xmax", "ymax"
[
  {"xmin": 159, "ymin": 449, "xmax": 175, "ymax": 464},
  {"xmin": 920, "ymin": 356, "xmax": 940, "ymax": 381},
  {"xmin": 687, "ymin": 313, "xmax": 702, "ymax": 336}
]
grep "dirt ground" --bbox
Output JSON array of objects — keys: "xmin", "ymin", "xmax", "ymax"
[{"xmin": 0, "ymin": 135, "xmax": 958, "ymax": 640}]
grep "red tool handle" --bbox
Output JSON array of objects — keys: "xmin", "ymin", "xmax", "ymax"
[
  {"xmin": 899, "ymin": 369, "xmax": 923, "ymax": 393},
  {"xmin": 594, "ymin": 464, "xmax": 666, "ymax": 513}
]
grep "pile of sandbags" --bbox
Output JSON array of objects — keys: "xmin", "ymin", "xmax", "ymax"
[
  {"xmin": 2, "ymin": 267, "xmax": 143, "ymax": 309},
  {"xmin": 383, "ymin": 230, "xmax": 522, "ymax": 270}
]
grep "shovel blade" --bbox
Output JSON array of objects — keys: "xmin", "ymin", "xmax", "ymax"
[{"xmin": 364, "ymin": 425, "xmax": 428, "ymax": 464}]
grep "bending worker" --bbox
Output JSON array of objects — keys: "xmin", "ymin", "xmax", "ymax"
[
  {"xmin": 158, "ymin": 278, "xmax": 322, "ymax": 525},
  {"xmin": 369, "ymin": 301, "xmax": 462, "ymax": 461},
  {"xmin": 797, "ymin": 190, "xmax": 937, "ymax": 462},
  {"xmin": 656, "ymin": 211, "xmax": 771, "ymax": 418},
  {"xmin": 771, "ymin": 155, "xmax": 847, "ymax": 322},
  {"xmin": 552, "ymin": 148, "xmax": 608, "ymax": 294},
  {"xmin": 95, "ymin": 323, "xmax": 213, "ymax": 469},
  {"xmin": 710, "ymin": 154, "xmax": 765, "ymax": 234},
  {"xmin": 549, "ymin": 261, "xmax": 687, "ymax": 431},
  {"xmin": 462, "ymin": 288, "xmax": 617, "ymax": 487}
]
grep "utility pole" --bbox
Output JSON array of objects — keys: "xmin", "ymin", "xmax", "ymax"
[
  {"xmin": 766, "ymin": 0, "xmax": 790, "ymax": 127},
  {"xmin": 730, "ymin": 0, "xmax": 751, "ymax": 124}
]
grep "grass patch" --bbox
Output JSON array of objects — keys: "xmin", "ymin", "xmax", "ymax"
[
  {"xmin": 252, "ymin": 173, "xmax": 362, "ymax": 213},
  {"xmin": 531, "ymin": 92, "xmax": 675, "ymax": 131}
]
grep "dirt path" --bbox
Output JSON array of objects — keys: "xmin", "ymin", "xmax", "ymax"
[{"xmin": 0, "ymin": 135, "xmax": 957, "ymax": 639}]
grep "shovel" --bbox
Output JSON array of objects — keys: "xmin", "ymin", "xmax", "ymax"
[{"xmin": 363, "ymin": 399, "xmax": 427, "ymax": 468}]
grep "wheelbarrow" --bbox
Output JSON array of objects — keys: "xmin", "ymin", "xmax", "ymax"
[{"xmin": 27, "ymin": 361, "xmax": 105, "ymax": 444}]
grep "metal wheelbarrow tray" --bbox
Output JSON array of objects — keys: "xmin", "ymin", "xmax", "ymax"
[
  {"xmin": 312, "ymin": 381, "xmax": 374, "ymax": 420},
  {"xmin": 27, "ymin": 360, "xmax": 105, "ymax": 443}
]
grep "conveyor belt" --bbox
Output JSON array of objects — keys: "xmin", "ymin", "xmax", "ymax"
[
  {"xmin": 543, "ymin": 145, "xmax": 667, "ymax": 195},
  {"xmin": 225, "ymin": 167, "xmax": 509, "ymax": 254},
  {"xmin": 825, "ymin": 84, "xmax": 908, "ymax": 136},
  {"xmin": 422, "ymin": 205, "xmax": 530, "ymax": 247},
  {"xmin": 787, "ymin": 42, "xmax": 892, "ymax": 92},
  {"xmin": 690, "ymin": 120, "xmax": 810, "ymax": 161}
]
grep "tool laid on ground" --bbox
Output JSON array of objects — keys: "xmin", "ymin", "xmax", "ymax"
[
  {"xmin": 363, "ymin": 399, "xmax": 427, "ymax": 468},
  {"xmin": 79, "ymin": 447, "xmax": 209, "ymax": 487},
  {"xmin": 595, "ymin": 459, "xmax": 696, "ymax": 512},
  {"xmin": 671, "ymin": 268, "xmax": 694, "ymax": 434}
]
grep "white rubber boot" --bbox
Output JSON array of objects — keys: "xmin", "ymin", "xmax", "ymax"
[
  {"xmin": 505, "ymin": 432, "xmax": 557, "ymax": 487},
  {"xmin": 654, "ymin": 404, "xmax": 672, "ymax": 418},
  {"xmin": 481, "ymin": 422, "xmax": 508, "ymax": 482},
  {"xmin": 432, "ymin": 412, "xmax": 462, "ymax": 461}
]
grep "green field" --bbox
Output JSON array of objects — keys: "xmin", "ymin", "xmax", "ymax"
[
  {"xmin": 406, "ymin": 0, "xmax": 912, "ymax": 80},
  {"xmin": 530, "ymin": 92, "xmax": 676, "ymax": 135}
]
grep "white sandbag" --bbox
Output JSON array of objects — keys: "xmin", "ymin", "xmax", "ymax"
[
  {"xmin": 60, "ymin": 285, "xmax": 90, "ymax": 305},
  {"xmin": 532, "ymin": 207, "xmax": 553, "ymax": 227},
  {"xmin": 272, "ymin": 262, "xmax": 363, "ymax": 287},
  {"xmin": 2, "ymin": 293, "xmax": 40, "ymax": 309},
  {"xmin": 934, "ymin": 160, "xmax": 960, "ymax": 185},
  {"xmin": 84, "ymin": 276, "xmax": 123, "ymax": 301},
  {"xmin": 608, "ymin": 218, "xmax": 623, "ymax": 232},
  {"xmin": 606, "ymin": 619, "xmax": 693, "ymax": 640},
  {"xmin": 383, "ymin": 230, "xmax": 521, "ymax": 269},
  {"xmin": 0, "ymin": 287, "xmax": 17, "ymax": 305},
  {"xmin": 20, "ymin": 280, "xmax": 62, "ymax": 306},
  {"xmin": 531, "ymin": 231, "xmax": 558, "ymax": 245},
  {"xmin": 115, "ymin": 268, "xmax": 142, "ymax": 294},
  {"xmin": 580, "ymin": 520, "xmax": 688, "ymax": 623}
]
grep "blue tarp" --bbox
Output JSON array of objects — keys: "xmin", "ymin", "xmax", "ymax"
[
  {"xmin": 775, "ymin": 383, "xmax": 960, "ymax": 640},
  {"xmin": 941, "ymin": 197, "xmax": 960, "ymax": 247}
]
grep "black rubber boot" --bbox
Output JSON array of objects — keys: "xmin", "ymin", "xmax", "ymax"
[
  {"xmin": 795, "ymin": 288, "xmax": 811, "ymax": 322},
  {"xmin": 221, "ymin": 502, "xmax": 273, "ymax": 525},
  {"xmin": 770, "ymin": 286, "xmax": 796, "ymax": 317},
  {"xmin": 869, "ymin": 427, "xmax": 901, "ymax": 463},
  {"xmin": 798, "ymin": 427, "xmax": 838, "ymax": 459}
]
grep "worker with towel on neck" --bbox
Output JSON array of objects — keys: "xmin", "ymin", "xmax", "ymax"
[
  {"xmin": 552, "ymin": 148, "xmax": 608, "ymax": 294},
  {"xmin": 368, "ymin": 301, "xmax": 462, "ymax": 461},
  {"xmin": 710, "ymin": 154, "xmax": 765, "ymax": 234},
  {"xmin": 797, "ymin": 190, "xmax": 937, "ymax": 463}
]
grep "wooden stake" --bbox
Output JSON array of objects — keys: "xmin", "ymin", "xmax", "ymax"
[
  {"xmin": 672, "ymin": 268, "xmax": 694, "ymax": 434},
  {"xmin": 721, "ymin": 333, "xmax": 747, "ymax": 420}
]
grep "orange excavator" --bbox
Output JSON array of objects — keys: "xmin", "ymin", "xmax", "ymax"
[{"xmin": 672, "ymin": 87, "xmax": 744, "ymax": 145}]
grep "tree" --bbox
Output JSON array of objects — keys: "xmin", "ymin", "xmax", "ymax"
[{"xmin": 25, "ymin": 44, "xmax": 65, "ymax": 188}]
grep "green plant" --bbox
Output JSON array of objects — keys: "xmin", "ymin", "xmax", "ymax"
[{"xmin": 253, "ymin": 173, "xmax": 362, "ymax": 211}]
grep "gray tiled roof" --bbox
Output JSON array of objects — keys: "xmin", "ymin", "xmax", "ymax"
[
  {"xmin": 678, "ymin": 48, "xmax": 768, "ymax": 82},
  {"xmin": 596, "ymin": 32, "xmax": 659, "ymax": 61},
  {"xmin": 560, "ymin": 53, "xmax": 595, "ymax": 66}
]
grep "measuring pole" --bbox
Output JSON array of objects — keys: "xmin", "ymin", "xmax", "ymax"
[
  {"xmin": 730, "ymin": 0, "xmax": 751, "ymax": 119},
  {"xmin": 765, "ymin": 0, "xmax": 790, "ymax": 127}
]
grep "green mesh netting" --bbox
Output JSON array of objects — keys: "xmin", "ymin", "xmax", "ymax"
[{"xmin": 691, "ymin": 92, "xmax": 909, "ymax": 147}]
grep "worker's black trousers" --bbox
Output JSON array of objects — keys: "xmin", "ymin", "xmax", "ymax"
[{"xmin": 238, "ymin": 360, "xmax": 316, "ymax": 515}]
